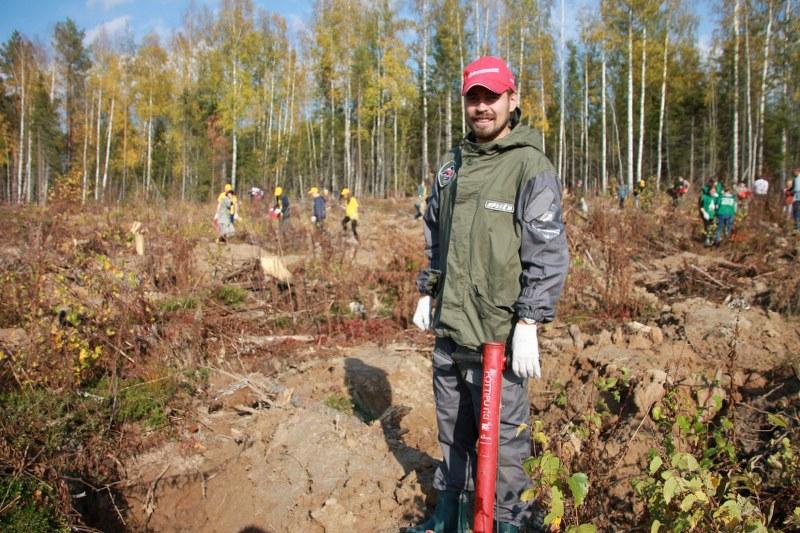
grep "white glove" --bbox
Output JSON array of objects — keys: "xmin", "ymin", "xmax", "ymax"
[
  {"xmin": 700, "ymin": 208, "xmax": 710, "ymax": 221},
  {"xmin": 412, "ymin": 295, "xmax": 432, "ymax": 331},
  {"xmin": 511, "ymin": 322, "xmax": 541, "ymax": 379},
  {"xmin": 311, "ymin": 215, "xmax": 317, "ymax": 223}
]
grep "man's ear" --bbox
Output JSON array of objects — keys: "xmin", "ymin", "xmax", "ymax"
[{"xmin": 509, "ymin": 91, "xmax": 519, "ymax": 112}]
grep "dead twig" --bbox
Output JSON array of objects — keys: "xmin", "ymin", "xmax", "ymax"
[{"xmin": 143, "ymin": 464, "xmax": 170, "ymax": 522}]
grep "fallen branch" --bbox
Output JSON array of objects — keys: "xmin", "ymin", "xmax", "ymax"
[{"xmin": 689, "ymin": 264, "xmax": 732, "ymax": 289}]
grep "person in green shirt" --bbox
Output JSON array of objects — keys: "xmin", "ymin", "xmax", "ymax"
[
  {"xmin": 699, "ymin": 178, "xmax": 719, "ymax": 246},
  {"xmin": 714, "ymin": 182, "xmax": 737, "ymax": 244}
]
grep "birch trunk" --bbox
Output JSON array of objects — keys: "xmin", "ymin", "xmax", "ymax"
[
  {"xmin": 25, "ymin": 123, "xmax": 32, "ymax": 203},
  {"xmin": 16, "ymin": 58, "xmax": 25, "ymax": 204},
  {"xmin": 102, "ymin": 97, "xmax": 114, "ymax": 198},
  {"xmin": 82, "ymin": 91, "xmax": 90, "ymax": 204},
  {"xmin": 583, "ymin": 57, "xmax": 589, "ymax": 187},
  {"xmin": 656, "ymin": 28, "xmax": 669, "ymax": 191},
  {"xmin": 231, "ymin": 58, "xmax": 238, "ymax": 190},
  {"xmin": 756, "ymin": 0, "xmax": 772, "ymax": 177},
  {"xmin": 344, "ymin": 68, "xmax": 352, "ymax": 191},
  {"xmin": 456, "ymin": 5, "xmax": 466, "ymax": 137},
  {"xmin": 329, "ymin": 79, "xmax": 336, "ymax": 195},
  {"xmin": 636, "ymin": 27, "xmax": 646, "ymax": 186},
  {"xmin": 732, "ymin": 0, "xmax": 740, "ymax": 184},
  {"xmin": 421, "ymin": 0, "xmax": 429, "ymax": 187},
  {"xmin": 627, "ymin": 10, "xmax": 634, "ymax": 190},
  {"xmin": 538, "ymin": 32, "xmax": 547, "ymax": 155},
  {"xmin": 146, "ymin": 102, "xmax": 153, "ymax": 194},
  {"xmin": 95, "ymin": 88, "xmax": 102, "ymax": 201},
  {"xmin": 744, "ymin": 12, "xmax": 753, "ymax": 183},
  {"xmin": 393, "ymin": 111, "xmax": 398, "ymax": 196},
  {"xmin": 558, "ymin": 0, "xmax": 566, "ymax": 185},
  {"xmin": 601, "ymin": 52, "xmax": 607, "ymax": 194},
  {"xmin": 445, "ymin": 89, "xmax": 452, "ymax": 150}
]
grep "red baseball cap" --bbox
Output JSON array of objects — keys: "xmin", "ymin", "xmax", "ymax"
[{"xmin": 461, "ymin": 56, "xmax": 516, "ymax": 96}]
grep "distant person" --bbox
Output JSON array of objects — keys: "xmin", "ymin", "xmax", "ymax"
[
  {"xmin": 714, "ymin": 182, "xmax": 737, "ymax": 245},
  {"xmin": 782, "ymin": 177, "xmax": 794, "ymax": 221},
  {"xmin": 414, "ymin": 181, "xmax": 427, "ymax": 220},
  {"xmin": 340, "ymin": 187, "xmax": 359, "ymax": 242},
  {"xmin": 273, "ymin": 186, "xmax": 290, "ymax": 234},
  {"xmin": 753, "ymin": 175, "xmax": 769, "ymax": 216},
  {"xmin": 217, "ymin": 183, "xmax": 239, "ymax": 226},
  {"xmin": 699, "ymin": 178, "xmax": 719, "ymax": 246},
  {"xmin": 633, "ymin": 177, "xmax": 646, "ymax": 208},
  {"xmin": 214, "ymin": 189, "xmax": 236, "ymax": 242},
  {"xmin": 793, "ymin": 168, "xmax": 800, "ymax": 230},
  {"xmin": 249, "ymin": 186, "xmax": 265, "ymax": 203},
  {"xmin": 617, "ymin": 182, "xmax": 629, "ymax": 209},
  {"xmin": 309, "ymin": 186, "xmax": 326, "ymax": 229}
]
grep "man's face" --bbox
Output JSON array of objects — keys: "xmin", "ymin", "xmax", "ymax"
[{"xmin": 464, "ymin": 86, "xmax": 518, "ymax": 143}]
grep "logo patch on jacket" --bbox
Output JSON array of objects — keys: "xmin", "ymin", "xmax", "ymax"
[
  {"xmin": 484, "ymin": 200, "xmax": 514, "ymax": 213},
  {"xmin": 437, "ymin": 161, "xmax": 456, "ymax": 188}
]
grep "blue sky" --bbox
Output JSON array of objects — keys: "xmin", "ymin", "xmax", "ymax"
[
  {"xmin": 2, "ymin": 0, "xmax": 714, "ymax": 53},
  {"xmin": 1, "ymin": 0, "xmax": 314, "ymax": 47}
]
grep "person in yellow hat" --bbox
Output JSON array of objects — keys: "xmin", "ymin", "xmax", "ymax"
[
  {"xmin": 214, "ymin": 183, "xmax": 238, "ymax": 238},
  {"xmin": 340, "ymin": 187, "xmax": 359, "ymax": 242},
  {"xmin": 309, "ymin": 186, "xmax": 326, "ymax": 230},
  {"xmin": 273, "ymin": 186, "xmax": 290, "ymax": 234}
]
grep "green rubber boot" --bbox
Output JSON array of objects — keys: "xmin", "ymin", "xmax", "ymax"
[
  {"xmin": 404, "ymin": 490, "xmax": 460, "ymax": 533},
  {"xmin": 495, "ymin": 523, "xmax": 519, "ymax": 533},
  {"xmin": 457, "ymin": 491, "xmax": 474, "ymax": 532}
]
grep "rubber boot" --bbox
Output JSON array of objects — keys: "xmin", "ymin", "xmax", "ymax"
[
  {"xmin": 404, "ymin": 490, "xmax": 460, "ymax": 533},
  {"xmin": 457, "ymin": 491, "xmax": 473, "ymax": 532},
  {"xmin": 495, "ymin": 523, "xmax": 519, "ymax": 533}
]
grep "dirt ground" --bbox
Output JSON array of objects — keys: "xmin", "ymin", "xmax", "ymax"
[{"xmin": 3, "ymin": 196, "xmax": 798, "ymax": 532}]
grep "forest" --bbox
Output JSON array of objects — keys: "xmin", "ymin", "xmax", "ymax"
[{"xmin": 0, "ymin": 0, "xmax": 798, "ymax": 206}]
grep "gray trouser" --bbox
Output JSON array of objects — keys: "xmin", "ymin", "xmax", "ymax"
[{"xmin": 431, "ymin": 337, "xmax": 532, "ymax": 526}]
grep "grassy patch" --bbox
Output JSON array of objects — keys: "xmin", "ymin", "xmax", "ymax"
[
  {"xmin": 212, "ymin": 285, "xmax": 247, "ymax": 307},
  {"xmin": 158, "ymin": 296, "xmax": 198, "ymax": 313},
  {"xmin": 0, "ymin": 476, "xmax": 69, "ymax": 533},
  {"xmin": 323, "ymin": 394, "xmax": 354, "ymax": 415}
]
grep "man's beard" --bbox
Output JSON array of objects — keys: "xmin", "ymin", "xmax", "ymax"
[{"xmin": 469, "ymin": 114, "xmax": 511, "ymax": 142}]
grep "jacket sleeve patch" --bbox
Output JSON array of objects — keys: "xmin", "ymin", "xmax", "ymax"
[
  {"xmin": 523, "ymin": 188, "xmax": 555, "ymax": 223},
  {"xmin": 437, "ymin": 160, "xmax": 457, "ymax": 188}
]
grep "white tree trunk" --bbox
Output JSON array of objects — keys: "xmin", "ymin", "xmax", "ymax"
[
  {"xmin": 538, "ymin": 32, "xmax": 547, "ymax": 155},
  {"xmin": 558, "ymin": 0, "xmax": 566, "ymax": 185},
  {"xmin": 146, "ymin": 104, "xmax": 153, "ymax": 194},
  {"xmin": 421, "ymin": 0, "xmax": 429, "ymax": 187},
  {"xmin": 344, "ymin": 67, "xmax": 352, "ymax": 191},
  {"xmin": 231, "ymin": 58, "xmax": 238, "ymax": 190},
  {"xmin": 656, "ymin": 28, "xmax": 669, "ymax": 191},
  {"xmin": 445, "ymin": 89, "xmax": 452, "ymax": 150},
  {"xmin": 94, "ymin": 88, "xmax": 102, "ymax": 201},
  {"xmin": 25, "ymin": 123, "xmax": 32, "ymax": 203},
  {"xmin": 756, "ymin": 0, "xmax": 772, "ymax": 177},
  {"xmin": 627, "ymin": 10, "xmax": 634, "ymax": 190},
  {"xmin": 102, "ymin": 97, "xmax": 115, "ymax": 197},
  {"xmin": 456, "ymin": 5, "xmax": 466, "ymax": 137},
  {"xmin": 16, "ymin": 58, "xmax": 25, "ymax": 204},
  {"xmin": 583, "ymin": 56, "xmax": 589, "ymax": 186},
  {"xmin": 636, "ymin": 27, "xmax": 647, "ymax": 185},
  {"xmin": 601, "ymin": 52, "xmax": 607, "ymax": 194},
  {"xmin": 82, "ymin": 92, "xmax": 90, "ymax": 204},
  {"xmin": 732, "ymin": 0, "xmax": 740, "ymax": 184},
  {"xmin": 744, "ymin": 12, "xmax": 753, "ymax": 183}
]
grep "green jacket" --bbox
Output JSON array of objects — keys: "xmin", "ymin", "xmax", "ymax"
[
  {"xmin": 700, "ymin": 191, "xmax": 718, "ymax": 220},
  {"xmin": 418, "ymin": 115, "xmax": 570, "ymax": 350},
  {"xmin": 716, "ymin": 192, "xmax": 737, "ymax": 217}
]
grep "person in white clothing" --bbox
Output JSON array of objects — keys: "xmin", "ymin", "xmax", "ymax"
[{"xmin": 753, "ymin": 176, "xmax": 769, "ymax": 217}]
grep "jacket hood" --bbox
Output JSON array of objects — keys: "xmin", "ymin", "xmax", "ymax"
[{"xmin": 462, "ymin": 108, "xmax": 544, "ymax": 155}]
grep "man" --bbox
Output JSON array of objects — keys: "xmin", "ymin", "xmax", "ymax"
[
  {"xmin": 341, "ymin": 187, "xmax": 359, "ymax": 242},
  {"xmin": 792, "ymin": 168, "xmax": 800, "ymax": 230},
  {"xmin": 700, "ymin": 178, "xmax": 719, "ymax": 246},
  {"xmin": 409, "ymin": 56, "xmax": 569, "ymax": 533},
  {"xmin": 216, "ymin": 183, "xmax": 239, "ymax": 228},
  {"xmin": 274, "ymin": 186, "xmax": 290, "ymax": 234},
  {"xmin": 714, "ymin": 182, "xmax": 737, "ymax": 244},
  {"xmin": 753, "ymin": 175, "xmax": 769, "ymax": 217},
  {"xmin": 617, "ymin": 181, "xmax": 629, "ymax": 209},
  {"xmin": 309, "ymin": 186, "xmax": 326, "ymax": 230}
]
